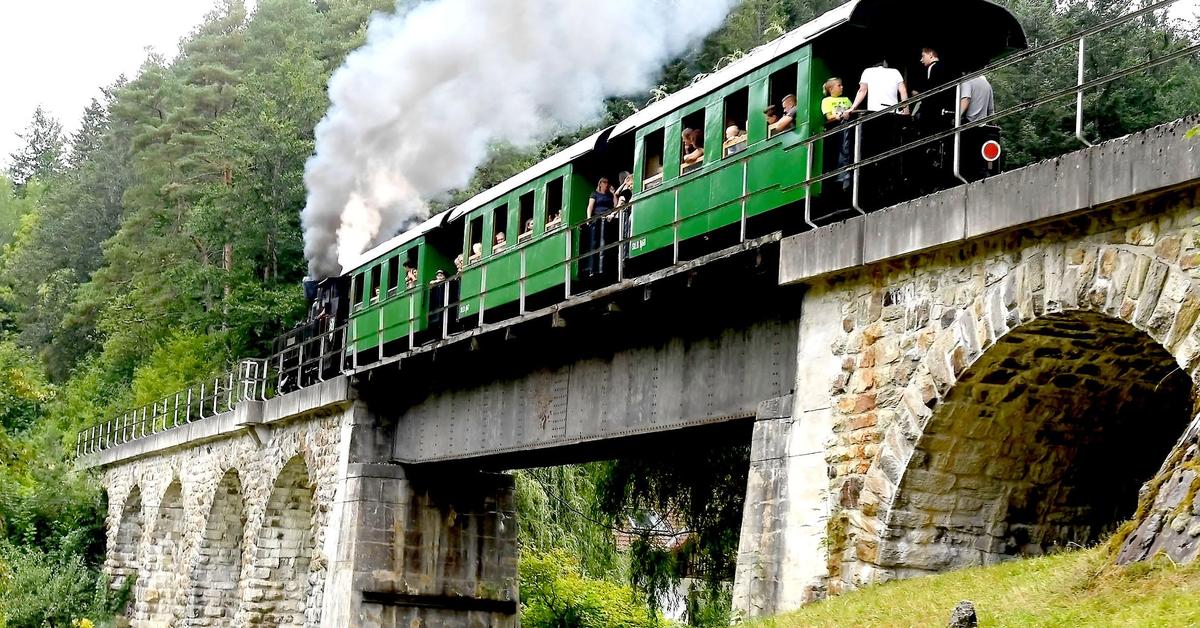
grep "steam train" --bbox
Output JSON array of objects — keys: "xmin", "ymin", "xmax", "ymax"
[{"xmin": 275, "ymin": 0, "xmax": 1027, "ymax": 385}]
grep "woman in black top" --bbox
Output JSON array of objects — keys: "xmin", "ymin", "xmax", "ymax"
[{"xmin": 583, "ymin": 178, "xmax": 614, "ymax": 281}]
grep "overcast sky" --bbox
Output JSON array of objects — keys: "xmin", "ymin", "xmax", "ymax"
[{"xmin": 0, "ymin": 0, "xmax": 1196, "ymax": 169}]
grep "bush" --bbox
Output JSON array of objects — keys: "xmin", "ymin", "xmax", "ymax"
[
  {"xmin": 0, "ymin": 539, "xmax": 131, "ymax": 627},
  {"xmin": 521, "ymin": 549, "xmax": 661, "ymax": 628}
]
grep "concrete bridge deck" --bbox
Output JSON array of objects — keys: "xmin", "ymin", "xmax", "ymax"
[{"xmin": 83, "ymin": 116, "xmax": 1200, "ymax": 626}]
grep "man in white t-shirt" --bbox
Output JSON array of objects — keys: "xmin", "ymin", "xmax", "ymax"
[{"xmin": 849, "ymin": 60, "xmax": 909, "ymax": 113}]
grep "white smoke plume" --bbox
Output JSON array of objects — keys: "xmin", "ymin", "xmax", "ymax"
[{"xmin": 302, "ymin": 0, "xmax": 742, "ymax": 278}]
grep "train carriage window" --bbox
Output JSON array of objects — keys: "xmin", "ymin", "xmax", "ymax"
[
  {"xmin": 369, "ymin": 265, "xmax": 382, "ymax": 304},
  {"xmin": 468, "ymin": 216, "xmax": 484, "ymax": 263},
  {"xmin": 353, "ymin": 274, "xmax": 364, "ymax": 309},
  {"xmin": 404, "ymin": 247, "xmax": 419, "ymax": 290},
  {"xmin": 386, "ymin": 256, "xmax": 400, "ymax": 296},
  {"xmin": 545, "ymin": 178, "xmax": 564, "ymax": 230},
  {"xmin": 518, "ymin": 191, "xmax": 535, "ymax": 242},
  {"xmin": 642, "ymin": 129, "xmax": 665, "ymax": 191},
  {"xmin": 768, "ymin": 64, "xmax": 799, "ymax": 138},
  {"xmin": 723, "ymin": 87, "xmax": 750, "ymax": 157},
  {"xmin": 680, "ymin": 110, "xmax": 706, "ymax": 176},
  {"xmin": 492, "ymin": 205, "xmax": 509, "ymax": 253}
]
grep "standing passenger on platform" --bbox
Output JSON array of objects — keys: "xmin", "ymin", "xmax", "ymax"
[
  {"xmin": 848, "ymin": 60, "xmax": 908, "ymax": 206},
  {"xmin": 821, "ymin": 78, "xmax": 853, "ymax": 194},
  {"xmin": 913, "ymin": 47, "xmax": 956, "ymax": 193},
  {"xmin": 960, "ymin": 75, "xmax": 995, "ymax": 123},
  {"xmin": 583, "ymin": 178, "xmax": 615, "ymax": 281},
  {"xmin": 428, "ymin": 269, "xmax": 448, "ymax": 334}
]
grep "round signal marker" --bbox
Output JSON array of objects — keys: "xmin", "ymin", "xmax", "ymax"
[{"xmin": 981, "ymin": 140, "xmax": 1002, "ymax": 162}]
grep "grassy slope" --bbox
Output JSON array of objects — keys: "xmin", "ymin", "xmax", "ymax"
[{"xmin": 754, "ymin": 547, "xmax": 1200, "ymax": 627}]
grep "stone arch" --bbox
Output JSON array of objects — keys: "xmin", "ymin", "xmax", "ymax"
[
  {"xmin": 141, "ymin": 479, "xmax": 188, "ymax": 625},
  {"xmin": 184, "ymin": 469, "xmax": 245, "ymax": 625},
  {"xmin": 106, "ymin": 485, "xmax": 143, "ymax": 600},
  {"xmin": 242, "ymin": 455, "xmax": 317, "ymax": 627},
  {"xmin": 849, "ymin": 245, "xmax": 1200, "ymax": 585}
]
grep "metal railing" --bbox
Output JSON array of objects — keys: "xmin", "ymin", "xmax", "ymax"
[
  {"xmin": 75, "ymin": 0, "xmax": 1199, "ymax": 457},
  {"xmin": 76, "ymin": 359, "xmax": 267, "ymax": 456},
  {"xmin": 794, "ymin": 0, "xmax": 1198, "ymax": 226}
]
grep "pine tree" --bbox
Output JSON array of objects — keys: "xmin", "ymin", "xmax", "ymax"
[{"xmin": 7, "ymin": 107, "xmax": 65, "ymax": 191}]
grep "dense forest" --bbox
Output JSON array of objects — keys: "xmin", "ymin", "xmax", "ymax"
[{"xmin": 0, "ymin": 0, "xmax": 1195, "ymax": 625}]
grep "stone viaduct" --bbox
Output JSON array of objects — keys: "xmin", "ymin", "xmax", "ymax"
[{"xmin": 80, "ymin": 117, "xmax": 1200, "ymax": 626}]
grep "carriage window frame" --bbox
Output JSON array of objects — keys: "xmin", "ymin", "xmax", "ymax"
[
  {"xmin": 403, "ymin": 247, "xmax": 419, "ymax": 291},
  {"xmin": 767, "ymin": 63, "xmax": 800, "ymax": 139},
  {"xmin": 368, "ymin": 265, "xmax": 382, "ymax": 304},
  {"xmin": 545, "ymin": 177, "xmax": 564, "ymax": 231},
  {"xmin": 517, "ymin": 190, "xmax": 535, "ymax": 242},
  {"xmin": 679, "ymin": 109, "xmax": 706, "ymax": 177},
  {"xmin": 722, "ymin": 86, "xmax": 750, "ymax": 158},
  {"xmin": 491, "ymin": 204, "xmax": 509, "ymax": 254},
  {"xmin": 467, "ymin": 216, "xmax": 484, "ymax": 265},
  {"xmin": 641, "ymin": 128, "xmax": 665, "ymax": 192},
  {"xmin": 352, "ymin": 273, "xmax": 365, "ymax": 310},
  {"xmin": 386, "ymin": 256, "xmax": 400, "ymax": 296}
]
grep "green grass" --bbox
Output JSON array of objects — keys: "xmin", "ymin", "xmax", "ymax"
[{"xmin": 753, "ymin": 547, "xmax": 1200, "ymax": 627}]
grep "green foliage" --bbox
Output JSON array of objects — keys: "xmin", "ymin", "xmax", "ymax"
[
  {"xmin": 597, "ymin": 442, "xmax": 751, "ymax": 625},
  {"xmin": 0, "ymin": 539, "xmax": 131, "ymax": 628},
  {"xmin": 0, "ymin": 340, "xmax": 53, "ymax": 434},
  {"xmin": 515, "ymin": 465, "xmax": 624, "ymax": 580},
  {"xmin": 520, "ymin": 549, "xmax": 660, "ymax": 628}
]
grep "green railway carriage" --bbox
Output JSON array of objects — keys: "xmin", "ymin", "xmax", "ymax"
[
  {"xmin": 346, "ymin": 215, "xmax": 454, "ymax": 358},
  {"xmin": 449, "ymin": 139, "xmax": 598, "ymax": 323},
  {"xmin": 623, "ymin": 46, "xmax": 827, "ymax": 260},
  {"xmin": 340, "ymin": 0, "xmax": 1027, "ymax": 360}
]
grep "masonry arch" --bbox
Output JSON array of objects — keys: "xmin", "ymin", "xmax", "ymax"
[
  {"xmin": 242, "ymin": 455, "xmax": 317, "ymax": 627},
  {"xmin": 185, "ymin": 469, "xmax": 245, "ymax": 625},
  {"xmin": 853, "ymin": 246, "xmax": 1200, "ymax": 584},
  {"xmin": 107, "ymin": 485, "xmax": 143, "ymax": 600},
  {"xmin": 142, "ymin": 479, "xmax": 188, "ymax": 624}
]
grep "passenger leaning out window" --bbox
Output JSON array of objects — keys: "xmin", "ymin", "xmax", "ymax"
[
  {"xmin": 493, "ymin": 231, "xmax": 507, "ymax": 253},
  {"xmin": 724, "ymin": 125, "xmax": 748, "ymax": 156},
  {"xmin": 768, "ymin": 95, "xmax": 798, "ymax": 135},
  {"xmin": 763, "ymin": 105, "xmax": 779, "ymax": 128},
  {"xmin": 682, "ymin": 128, "xmax": 704, "ymax": 168}
]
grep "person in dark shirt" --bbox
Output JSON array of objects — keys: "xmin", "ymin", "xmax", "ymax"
[
  {"xmin": 583, "ymin": 178, "xmax": 615, "ymax": 280},
  {"xmin": 914, "ymin": 47, "xmax": 958, "ymax": 192}
]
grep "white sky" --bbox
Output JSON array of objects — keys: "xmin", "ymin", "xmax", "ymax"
[
  {"xmin": 0, "ymin": 0, "xmax": 1195, "ymax": 169},
  {"xmin": 0, "ymin": 0, "xmax": 216, "ymax": 166}
]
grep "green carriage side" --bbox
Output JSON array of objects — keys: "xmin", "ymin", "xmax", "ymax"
[
  {"xmin": 450, "ymin": 137, "xmax": 597, "ymax": 324},
  {"xmin": 622, "ymin": 45, "xmax": 828, "ymax": 260},
  {"xmin": 346, "ymin": 215, "xmax": 454, "ymax": 358}
]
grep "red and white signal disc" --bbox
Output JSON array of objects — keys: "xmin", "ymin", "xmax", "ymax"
[{"xmin": 981, "ymin": 140, "xmax": 1002, "ymax": 162}]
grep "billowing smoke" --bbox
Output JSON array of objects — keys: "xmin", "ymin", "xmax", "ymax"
[{"xmin": 302, "ymin": 0, "xmax": 741, "ymax": 278}]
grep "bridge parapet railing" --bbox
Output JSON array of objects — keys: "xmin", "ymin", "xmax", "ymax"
[{"xmin": 75, "ymin": 359, "xmax": 266, "ymax": 457}]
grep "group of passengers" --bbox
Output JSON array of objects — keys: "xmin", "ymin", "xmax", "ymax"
[{"xmin": 817, "ymin": 47, "xmax": 996, "ymax": 201}]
